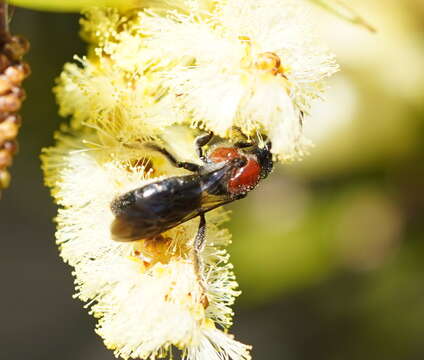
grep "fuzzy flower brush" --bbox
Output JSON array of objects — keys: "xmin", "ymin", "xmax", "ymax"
[
  {"xmin": 43, "ymin": 127, "xmax": 249, "ymax": 360},
  {"xmin": 42, "ymin": 1, "xmax": 339, "ymax": 359},
  {"xmin": 137, "ymin": 0, "xmax": 339, "ymax": 160}
]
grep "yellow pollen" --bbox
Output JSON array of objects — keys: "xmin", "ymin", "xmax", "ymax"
[
  {"xmin": 254, "ymin": 52, "xmax": 285, "ymax": 76},
  {"xmin": 238, "ymin": 35, "xmax": 251, "ymax": 43},
  {"xmin": 203, "ymin": 318, "xmax": 216, "ymax": 329},
  {"xmin": 128, "ymin": 256, "xmax": 147, "ymax": 273}
]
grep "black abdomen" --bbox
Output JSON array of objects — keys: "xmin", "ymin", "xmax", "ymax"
[{"xmin": 111, "ymin": 175, "xmax": 202, "ymax": 241}]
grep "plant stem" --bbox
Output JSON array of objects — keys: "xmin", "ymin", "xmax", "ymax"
[{"xmin": 0, "ymin": 2, "xmax": 9, "ymax": 43}]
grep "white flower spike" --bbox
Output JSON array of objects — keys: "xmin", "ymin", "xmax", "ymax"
[
  {"xmin": 42, "ymin": 129, "xmax": 251, "ymax": 360},
  {"xmin": 141, "ymin": 0, "xmax": 339, "ymax": 160},
  {"xmin": 45, "ymin": 1, "xmax": 339, "ymax": 359}
]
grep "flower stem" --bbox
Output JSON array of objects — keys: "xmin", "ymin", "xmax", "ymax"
[{"xmin": 0, "ymin": 2, "xmax": 9, "ymax": 41}]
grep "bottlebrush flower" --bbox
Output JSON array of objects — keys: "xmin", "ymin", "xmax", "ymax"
[
  {"xmin": 42, "ymin": 127, "xmax": 251, "ymax": 360},
  {"xmin": 55, "ymin": 1, "xmax": 338, "ymax": 163},
  {"xmin": 46, "ymin": 1, "xmax": 340, "ymax": 359},
  {"xmin": 140, "ymin": 0, "xmax": 339, "ymax": 160}
]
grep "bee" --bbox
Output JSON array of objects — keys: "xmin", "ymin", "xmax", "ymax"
[{"xmin": 110, "ymin": 131, "xmax": 273, "ymax": 283}]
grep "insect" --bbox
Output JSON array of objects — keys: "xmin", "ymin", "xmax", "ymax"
[{"xmin": 110, "ymin": 131, "xmax": 273, "ymax": 283}]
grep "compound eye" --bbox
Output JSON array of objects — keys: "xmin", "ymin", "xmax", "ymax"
[
  {"xmin": 228, "ymin": 159, "xmax": 261, "ymax": 194},
  {"xmin": 209, "ymin": 147, "xmax": 239, "ymax": 163}
]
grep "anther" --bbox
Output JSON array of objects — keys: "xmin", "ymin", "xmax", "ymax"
[{"xmin": 255, "ymin": 52, "xmax": 284, "ymax": 76}]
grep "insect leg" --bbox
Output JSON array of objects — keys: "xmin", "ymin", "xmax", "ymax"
[
  {"xmin": 195, "ymin": 212, "xmax": 207, "ymax": 246},
  {"xmin": 265, "ymin": 139, "xmax": 272, "ymax": 151},
  {"xmin": 146, "ymin": 144, "xmax": 200, "ymax": 172},
  {"xmin": 193, "ymin": 213, "xmax": 208, "ymax": 304},
  {"xmin": 229, "ymin": 127, "xmax": 253, "ymax": 148},
  {"xmin": 195, "ymin": 132, "xmax": 213, "ymax": 162},
  {"xmin": 230, "ymin": 126, "xmax": 247, "ymax": 140},
  {"xmin": 299, "ymin": 110, "xmax": 304, "ymax": 128},
  {"xmin": 234, "ymin": 141, "xmax": 253, "ymax": 149}
]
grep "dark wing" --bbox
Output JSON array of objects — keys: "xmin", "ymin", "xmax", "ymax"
[
  {"xmin": 111, "ymin": 175, "xmax": 203, "ymax": 242},
  {"xmin": 111, "ymin": 162, "xmax": 242, "ymax": 242},
  {"xmin": 196, "ymin": 162, "xmax": 240, "ymax": 212}
]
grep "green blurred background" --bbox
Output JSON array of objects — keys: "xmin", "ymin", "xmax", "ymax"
[{"xmin": 1, "ymin": 1, "xmax": 424, "ymax": 359}]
